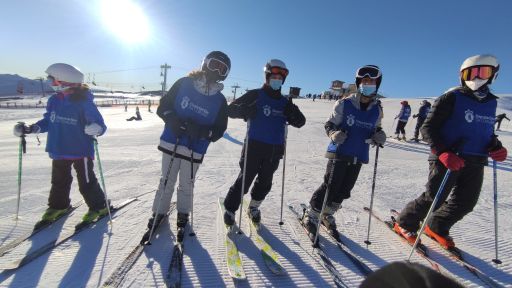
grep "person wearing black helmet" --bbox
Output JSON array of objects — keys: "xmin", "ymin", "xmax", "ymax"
[
  {"xmin": 411, "ymin": 100, "xmax": 431, "ymax": 142},
  {"xmin": 223, "ymin": 59, "xmax": 306, "ymax": 226},
  {"xmin": 146, "ymin": 51, "xmax": 230, "ymax": 239},
  {"xmin": 302, "ymin": 65, "xmax": 386, "ymax": 237},
  {"xmin": 394, "ymin": 55, "xmax": 508, "ymax": 249}
]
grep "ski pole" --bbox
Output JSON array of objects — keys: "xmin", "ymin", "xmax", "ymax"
[
  {"xmin": 313, "ymin": 159, "xmax": 336, "ymax": 247},
  {"xmin": 93, "ymin": 138, "xmax": 113, "ymax": 230},
  {"xmin": 492, "ymin": 160, "xmax": 502, "ymax": 264},
  {"xmin": 391, "ymin": 118, "xmax": 397, "ymax": 135},
  {"xmin": 238, "ymin": 120, "xmax": 250, "ymax": 234},
  {"xmin": 147, "ymin": 139, "xmax": 179, "ymax": 245},
  {"xmin": 15, "ymin": 130, "xmax": 27, "ymax": 220},
  {"xmin": 279, "ymin": 124, "xmax": 288, "ymax": 225},
  {"xmin": 408, "ymin": 168, "xmax": 451, "ymax": 261},
  {"xmin": 364, "ymin": 145, "xmax": 380, "ymax": 245},
  {"xmin": 189, "ymin": 148, "xmax": 196, "ymax": 237}
]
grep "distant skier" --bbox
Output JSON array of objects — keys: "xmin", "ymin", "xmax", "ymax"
[
  {"xmin": 302, "ymin": 65, "xmax": 386, "ymax": 236},
  {"xmin": 146, "ymin": 51, "xmax": 230, "ymax": 238},
  {"xmin": 124, "ymin": 103, "xmax": 128, "ymax": 112},
  {"xmin": 148, "ymin": 100, "xmax": 152, "ymax": 112},
  {"xmin": 13, "ymin": 63, "xmax": 109, "ymax": 226},
  {"xmin": 411, "ymin": 100, "xmax": 431, "ymax": 142},
  {"xmin": 223, "ymin": 59, "xmax": 305, "ymax": 226},
  {"xmin": 126, "ymin": 106, "xmax": 142, "ymax": 121},
  {"xmin": 394, "ymin": 101, "xmax": 411, "ymax": 140},
  {"xmin": 495, "ymin": 113, "xmax": 509, "ymax": 131},
  {"xmin": 394, "ymin": 55, "xmax": 508, "ymax": 249}
]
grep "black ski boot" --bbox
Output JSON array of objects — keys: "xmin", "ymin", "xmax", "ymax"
[
  {"xmin": 176, "ymin": 213, "xmax": 189, "ymax": 243},
  {"xmin": 247, "ymin": 206, "xmax": 261, "ymax": 224},
  {"xmin": 223, "ymin": 210, "xmax": 235, "ymax": 227},
  {"xmin": 147, "ymin": 213, "xmax": 166, "ymax": 230},
  {"xmin": 302, "ymin": 207, "xmax": 320, "ymax": 239}
]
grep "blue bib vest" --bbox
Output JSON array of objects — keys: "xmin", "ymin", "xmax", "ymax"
[
  {"xmin": 440, "ymin": 91, "xmax": 496, "ymax": 156},
  {"xmin": 247, "ymin": 89, "xmax": 287, "ymax": 145},
  {"xmin": 160, "ymin": 77, "xmax": 224, "ymax": 154},
  {"xmin": 419, "ymin": 105, "xmax": 430, "ymax": 118},
  {"xmin": 399, "ymin": 106, "xmax": 411, "ymax": 121},
  {"xmin": 327, "ymin": 100, "xmax": 380, "ymax": 163}
]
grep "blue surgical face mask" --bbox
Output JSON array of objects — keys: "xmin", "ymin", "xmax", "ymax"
[
  {"xmin": 269, "ymin": 79, "xmax": 283, "ymax": 90},
  {"xmin": 359, "ymin": 84, "xmax": 377, "ymax": 96}
]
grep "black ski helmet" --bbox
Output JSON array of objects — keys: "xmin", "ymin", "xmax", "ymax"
[
  {"xmin": 201, "ymin": 51, "xmax": 231, "ymax": 82},
  {"xmin": 355, "ymin": 65, "xmax": 382, "ymax": 92}
]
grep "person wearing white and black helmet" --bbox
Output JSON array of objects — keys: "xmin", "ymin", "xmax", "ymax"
[
  {"xmin": 394, "ymin": 55, "xmax": 508, "ymax": 249},
  {"xmin": 13, "ymin": 63, "xmax": 109, "ymax": 227},
  {"xmin": 223, "ymin": 59, "xmax": 306, "ymax": 226},
  {"xmin": 145, "ymin": 51, "xmax": 230, "ymax": 241},
  {"xmin": 411, "ymin": 100, "xmax": 431, "ymax": 142},
  {"xmin": 302, "ymin": 65, "xmax": 386, "ymax": 237}
]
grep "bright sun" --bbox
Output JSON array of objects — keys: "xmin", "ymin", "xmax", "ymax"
[{"xmin": 100, "ymin": 0, "xmax": 150, "ymax": 43}]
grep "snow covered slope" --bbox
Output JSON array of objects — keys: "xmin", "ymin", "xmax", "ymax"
[{"xmin": 0, "ymin": 98, "xmax": 511, "ymax": 287}]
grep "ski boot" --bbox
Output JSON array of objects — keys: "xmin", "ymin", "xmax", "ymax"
[
  {"xmin": 393, "ymin": 223, "xmax": 419, "ymax": 245},
  {"xmin": 34, "ymin": 206, "xmax": 71, "ymax": 230},
  {"xmin": 76, "ymin": 201, "xmax": 111, "ymax": 229},
  {"xmin": 425, "ymin": 225, "xmax": 455, "ymax": 249},
  {"xmin": 176, "ymin": 213, "xmax": 189, "ymax": 243},
  {"xmin": 411, "ymin": 137, "xmax": 419, "ymax": 143},
  {"xmin": 394, "ymin": 134, "xmax": 400, "ymax": 140},
  {"xmin": 247, "ymin": 199, "xmax": 262, "ymax": 225},
  {"xmin": 147, "ymin": 213, "xmax": 166, "ymax": 230},
  {"xmin": 302, "ymin": 207, "xmax": 320, "ymax": 240},
  {"xmin": 223, "ymin": 209, "xmax": 236, "ymax": 227}
]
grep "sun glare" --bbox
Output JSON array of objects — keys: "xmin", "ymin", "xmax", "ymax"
[{"xmin": 100, "ymin": 0, "xmax": 150, "ymax": 43}]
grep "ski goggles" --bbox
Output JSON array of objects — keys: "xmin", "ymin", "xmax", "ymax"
[
  {"xmin": 205, "ymin": 58, "xmax": 230, "ymax": 77},
  {"xmin": 268, "ymin": 66, "xmax": 289, "ymax": 78},
  {"xmin": 47, "ymin": 75, "xmax": 62, "ymax": 86},
  {"xmin": 460, "ymin": 66, "xmax": 494, "ymax": 81},
  {"xmin": 356, "ymin": 66, "xmax": 381, "ymax": 79}
]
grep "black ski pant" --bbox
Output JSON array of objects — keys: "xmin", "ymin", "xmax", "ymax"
[
  {"xmin": 309, "ymin": 159, "xmax": 362, "ymax": 211},
  {"xmin": 224, "ymin": 140, "xmax": 283, "ymax": 213},
  {"xmin": 414, "ymin": 117, "xmax": 426, "ymax": 139},
  {"xmin": 397, "ymin": 160, "xmax": 484, "ymax": 236},
  {"xmin": 48, "ymin": 158, "xmax": 106, "ymax": 211},
  {"xmin": 395, "ymin": 120, "xmax": 408, "ymax": 135}
]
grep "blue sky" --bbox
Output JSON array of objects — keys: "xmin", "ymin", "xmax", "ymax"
[{"xmin": 1, "ymin": 0, "xmax": 511, "ymax": 98}]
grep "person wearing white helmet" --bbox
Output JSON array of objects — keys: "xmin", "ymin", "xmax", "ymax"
[
  {"xmin": 411, "ymin": 100, "xmax": 431, "ymax": 142},
  {"xmin": 223, "ymin": 59, "xmax": 305, "ymax": 226},
  {"xmin": 302, "ymin": 65, "xmax": 386, "ymax": 237},
  {"xmin": 394, "ymin": 55, "xmax": 508, "ymax": 249},
  {"xmin": 13, "ymin": 63, "xmax": 109, "ymax": 227}
]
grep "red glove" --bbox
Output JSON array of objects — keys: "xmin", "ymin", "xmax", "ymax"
[
  {"xmin": 438, "ymin": 152, "xmax": 465, "ymax": 171},
  {"xmin": 489, "ymin": 147, "xmax": 507, "ymax": 162}
]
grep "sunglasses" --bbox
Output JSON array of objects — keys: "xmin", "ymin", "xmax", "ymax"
[
  {"xmin": 269, "ymin": 66, "xmax": 289, "ymax": 77},
  {"xmin": 461, "ymin": 66, "xmax": 494, "ymax": 81},
  {"xmin": 205, "ymin": 58, "xmax": 230, "ymax": 77},
  {"xmin": 356, "ymin": 66, "xmax": 381, "ymax": 79}
]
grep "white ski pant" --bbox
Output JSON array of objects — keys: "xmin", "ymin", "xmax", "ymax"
[{"xmin": 152, "ymin": 153, "xmax": 200, "ymax": 215}]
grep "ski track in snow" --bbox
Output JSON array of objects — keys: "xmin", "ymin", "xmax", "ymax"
[{"xmin": 0, "ymin": 99, "xmax": 511, "ymax": 287}]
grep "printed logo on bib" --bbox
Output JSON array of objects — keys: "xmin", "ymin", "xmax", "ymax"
[
  {"xmin": 346, "ymin": 114, "xmax": 373, "ymax": 130},
  {"xmin": 346, "ymin": 114, "xmax": 355, "ymax": 126},
  {"xmin": 181, "ymin": 96, "xmax": 210, "ymax": 117},
  {"xmin": 463, "ymin": 109, "xmax": 494, "ymax": 125},
  {"xmin": 50, "ymin": 111, "xmax": 77, "ymax": 125},
  {"xmin": 263, "ymin": 105, "xmax": 272, "ymax": 117},
  {"xmin": 50, "ymin": 111, "xmax": 56, "ymax": 123},
  {"xmin": 181, "ymin": 97, "xmax": 190, "ymax": 109}
]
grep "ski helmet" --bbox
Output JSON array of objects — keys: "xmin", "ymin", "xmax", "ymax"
[
  {"xmin": 264, "ymin": 59, "xmax": 289, "ymax": 84},
  {"xmin": 459, "ymin": 54, "xmax": 499, "ymax": 90},
  {"xmin": 201, "ymin": 51, "xmax": 231, "ymax": 82},
  {"xmin": 355, "ymin": 65, "xmax": 382, "ymax": 92},
  {"xmin": 401, "ymin": 100, "xmax": 409, "ymax": 105},
  {"xmin": 45, "ymin": 63, "xmax": 84, "ymax": 84}
]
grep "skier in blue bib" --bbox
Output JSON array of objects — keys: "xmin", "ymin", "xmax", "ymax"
[
  {"xmin": 223, "ymin": 59, "xmax": 306, "ymax": 226},
  {"xmin": 147, "ymin": 51, "xmax": 230, "ymax": 238},
  {"xmin": 394, "ymin": 55, "xmax": 508, "ymax": 249},
  {"xmin": 394, "ymin": 101, "xmax": 412, "ymax": 140},
  {"xmin": 302, "ymin": 65, "xmax": 386, "ymax": 236}
]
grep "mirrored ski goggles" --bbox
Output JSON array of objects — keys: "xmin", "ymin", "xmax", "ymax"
[
  {"xmin": 356, "ymin": 66, "xmax": 381, "ymax": 79},
  {"xmin": 460, "ymin": 66, "xmax": 494, "ymax": 81},
  {"xmin": 205, "ymin": 58, "xmax": 230, "ymax": 77},
  {"xmin": 269, "ymin": 66, "xmax": 289, "ymax": 77}
]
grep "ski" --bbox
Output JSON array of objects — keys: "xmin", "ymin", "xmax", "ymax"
[
  {"xmin": 244, "ymin": 201, "xmax": 285, "ymax": 275},
  {"xmin": 218, "ymin": 197, "xmax": 246, "ymax": 280},
  {"xmin": 299, "ymin": 203, "xmax": 373, "ymax": 276},
  {"xmin": 0, "ymin": 198, "xmax": 137, "ymax": 271},
  {"xmin": 362, "ymin": 207, "xmax": 441, "ymax": 272},
  {"xmin": 102, "ymin": 203, "xmax": 175, "ymax": 288},
  {"xmin": 0, "ymin": 201, "xmax": 83, "ymax": 257},
  {"xmin": 389, "ymin": 209, "xmax": 504, "ymax": 288},
  {"xmin": 166, "ymin": 226, "xmax": 185, "ymax": 288},
  {"xmin": 288, "ymin": 203, "xmax": 349, "ymax": 288}
]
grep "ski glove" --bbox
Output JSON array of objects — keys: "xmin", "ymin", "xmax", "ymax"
[
  {"xmin": 84, "ymin": 123, "xmax": 103, "ymax": 136},
  {"xmin": 284, "ymin": 102, "xmax": 306, "ymax": 128},
  {"xmin": 329, "ymin": 129, "xmax": 347, "ymax": 144},
  {"xmin": 13, "ymin": 123, "xmax": 40, "ymax": 137},
  {"xmin": 169, "ymin": 118, "xmax": 188, "ymax": 137},
  {"xmin": 489, "ymin": 147, "xmax": 507, "ymax": 162},
  {"xmin": 438, "ymin": 151, "xmax": 465, "ymax": 171},
  {"xmin": 370, "ymin": 130, "xmax": 387, "ymax": 146}
]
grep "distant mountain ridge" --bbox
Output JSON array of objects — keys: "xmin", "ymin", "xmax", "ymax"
[{"xmin": 0, "ymin": 74, "xmax": 52, "ymax": 96}]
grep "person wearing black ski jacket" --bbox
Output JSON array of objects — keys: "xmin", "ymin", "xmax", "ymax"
[
  {"xmin": 395, "ymin": 54, "xmax": 508, "ymax": 249},
  {"xmin": 223, "ymin": 59, "xmax": 305, "ymax": 226},
  {"xmin": 411, "ymin": 100, "xmax": 431, "ymax": 142}
]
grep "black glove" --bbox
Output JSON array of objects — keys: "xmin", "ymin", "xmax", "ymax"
[
  {"xmin": 13, "ymin": 123, "xmax": 40, "ymax": 137},
  {"xmin": 185, "ymin": 121, "xmax": 202, "ymax": 140},
  {"xmin": 284, "ymin": 102, "xmax": 305, "ymax": 128},
  {"xmin": 413, "ymin": 114, "xmax": 418, "ymax": 118},
  {"xmin": 239, "ymin": 103, "xmax": 257, "ymax": 120},
  {"xmin": 284, "ymin": 102, "xmax": 299, "ymax": 118},
  {"xmin": 169, "ymin": 118, "xmax": 188, "ymax": 137}
]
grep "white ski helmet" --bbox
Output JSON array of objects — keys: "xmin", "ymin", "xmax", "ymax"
[
  {"xmin": 45, "ymin": 63, "xmax": 84, "ymax": 84},
  {"xmin": 264, "ymin": 59, "xmax": 289, "ymax": 83},
  {"xmin": 459, "ymin": 54, "xmax": 499, "ymax": 88}
]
